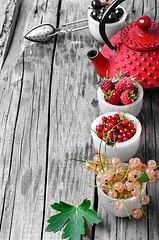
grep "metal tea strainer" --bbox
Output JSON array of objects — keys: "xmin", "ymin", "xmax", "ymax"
[{"xmin": 24, "ymin": 18, "xmax": 88, "ymax": 43}]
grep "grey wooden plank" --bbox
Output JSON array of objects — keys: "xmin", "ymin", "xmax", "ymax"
[
  {"xmin": 95, "ymin": 203, "xmax": 148, "ymax": 240},
  {"xmin": 43, "ymin": 0, "xmax": 101, "ymax": 238},
  {"xmin": 0, "ymin": 0, "xmax": 59, "ymax": 239},
  {"xmin": 144, "ymin": 92, "xmax": 159, "ymax": 240}
]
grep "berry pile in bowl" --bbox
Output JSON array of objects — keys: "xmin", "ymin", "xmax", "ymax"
[
  {"xmin": 88, "ymin": 0, "xmax": 127, "ymax": 43},
  {"xmin": 98, "ymin": 72, "xmax": 144, "ymax": 116},
  {"xmin": 85, "ymin": 155, "xmax": 159, "ymax": 218},
  {"xmin": 91, "ymin": 112, "xmax": 142, "ymax": 162}
]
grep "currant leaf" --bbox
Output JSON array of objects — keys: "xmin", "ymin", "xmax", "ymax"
[
  {"xmin": 137, "ymin": 171, "xmax": 150, "ymax": 185},
  {"xmin": 45, "ymin": 199, "xmax": 101, "ymax": 239}
]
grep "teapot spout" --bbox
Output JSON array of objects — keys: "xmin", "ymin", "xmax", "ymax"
[{"xmin": 87, "ymin": 50, "xmax": 109, "ymax": 79}]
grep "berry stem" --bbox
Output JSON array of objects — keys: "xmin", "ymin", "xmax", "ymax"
[
  {"xmin": 86, "ymin": 161, "xmax": 99, "ymax": 172},
  {"xmin": 104, "ymin": 143, "xmax": 110, "ymax": 169},
  {"xmin": 140, "ymin": 205, "xmax": 152, "ymax": 219},
  {"xmin": 88, "ymin": 183, "xmax": 109, "ymax": 189},
  {"xmin": 70, "ymin": 158, "xmax": 86, "ymax": 163},
  {"xmin": 91, "ymin": 118, "xmax": 134, "ymax": 145},
  {"xmin": 114, "ymin": 134, "xmax": 117, "ymax": 158},
  {"xmin": 98, "ymin": 139, "xmax": 105, "ymax": 171},
  {"xmin": 121, "ymin": 164, "xmax": 131, "ymax": 182},
  {"xmin": 105, "ymin": 119, "xmax": 134, "ymax": 142},
  {"xmin": 139, "ymin": 195, "xmax": 152, "ymax": 219},
  {"xmin": 153, "ymin": 164, "xmax": 159, "ymax": 170},
  {"xmin": 120, "ymin": 168, "xmax": 129, "ymax": 198},
  {"xmin": 105, "ymin": 70, "xmax": 109, "ymax": 80},
  {"xmin": 121, "ymin": 199, "xmax": 131, "ymax": 220}
]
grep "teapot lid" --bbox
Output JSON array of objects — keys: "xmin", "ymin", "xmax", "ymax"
[{"xmin": 120, "ymin": 15, "xmax": 159, "ymax": 50}]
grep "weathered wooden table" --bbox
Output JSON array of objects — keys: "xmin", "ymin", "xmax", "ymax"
[{"xmin": 0, "ymin": 0, "xmax": 159, "ymax": 239}]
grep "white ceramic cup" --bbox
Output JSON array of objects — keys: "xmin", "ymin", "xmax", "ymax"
[
  {"xmin": 91, "ymin": 112, "xmax": 142, "ymax": 162},
  {"xmin": 97, "ymin": 82, "xmax": 144, "ymax": 117},
  {"xmin": 88, "ymin": 6, "xmax": 127, "ymax": 43},
  {"xmin": 97, "ymin": 174, "xmax": 146, "ymax": 218}
]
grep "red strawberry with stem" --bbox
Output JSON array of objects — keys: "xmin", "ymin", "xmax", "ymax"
[
  {"xmin": 115, "ymin": 71, "xmax": 130, "ymax": 79},
  {"xmin": 104, "ymin": 90, "xmax": 120, "ymax": 105},
  {"xmin": 121, "ymin": 71, "xmax": 130, "ymax": 78},
  {"xmin": 115, "ymin": 77, "xmax": 135, "ymax": 92},
  {"xmin": 100, "ymin": 80, "xmax": 114, "ymax": 94},
  {"xmin": 120, "ymin": 89, "xmax": 137, "ymax": 105}
]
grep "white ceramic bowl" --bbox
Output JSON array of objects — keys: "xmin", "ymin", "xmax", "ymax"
[
  {"xmin": 97, "ymin": 82, "xmax": 144, "ymax": 117},
  {"xmin": 88, "ymin": 6, "xmax": 127, "ymax": 43},
  {"xmin": 97, "ymin": 176, "xmax": 146, "ymax": 218},
  {"xmin": 91, "ymin": 112, "xmax": 142, "ymax": 162}
]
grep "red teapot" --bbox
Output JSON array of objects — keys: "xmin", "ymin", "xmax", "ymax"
[{"xmin": 87, "ymin": 0, "xmax": 159, "ymax": 90}]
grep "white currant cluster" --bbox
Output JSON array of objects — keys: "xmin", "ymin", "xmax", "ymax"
[{"xmin": 86, "ymin": 154, "xmax": 159, "ymax": 219}]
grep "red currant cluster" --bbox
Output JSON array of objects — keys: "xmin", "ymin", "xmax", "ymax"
[
  {"xmin": 100, "ymin": 72, "xmax": 138, "ymax": 105},
  {"xmin": 86, "ymin": 154, "xmax": 159, "ymax": 219},
  {"xmin": 95, "ymin": 113, "xmax": 136, "ymax": 143},
  {"xmin": 90, "ymin": 0, "xmax": 124, "ymax": 23}
]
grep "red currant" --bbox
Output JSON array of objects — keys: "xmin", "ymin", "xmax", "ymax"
[
  {"xmin": 102, "ymin": 116, "xmax": 107, "ymax": 122},
  {"xmin": 118, "ymin": 134, "xmax": 123, "ymax": 141},
  {"xmin": 128, "ymin": 122, "xmax": 134, "ymax": 129},
  {"xmin": 123, "ymin": 133, "xmax": 128, "ymax": 138},
  {"xmin": 122, "ymin": 120, "xmax": 128, "ymax": 127},
  {"xmin": 95, "ymin": 114, "xmax": 136, "ymax": 144},
  {"xmin": 99, "ymin": 125, "xmax": 104, "ymax": 131},
  {"xmin": 116, "ymin": 125, "xmax": 122, "ymax": 131},
  {"xmin": 104, "ymin": 127, "xmax": 110, "ymax": 134},
  {"xmin": 108, "ymin": 115, "xmax": 113, "ymax": 121},
  {"xmin": 108, "ymin": 132, "xmax": 113, "ymax": 141},
  {"xmin": 100, "ymin": 132, "xmax": 104, "ymax": 137},
  {"xmin": 131, "ymin": 128, "xmax": 136, "ymax": 135},
  {"xmin": 123, "ymin": 136, "xmax": 129, "ymax": 141},
  {"xmin": 119, "ymin": 129, "xmax": 125, "ymax": 135},
  {"xmin": 127, "ymin": 131, "xmax": 132, "ymax": 138},
  {"xmin": 114, "ymin": 113, "xmax": 120, "ymax": 120},
  {"xmin": 109, "ymin": 123, "xmax": 114, "ymax": 129},
  {"xmin": 111, "ymin": 119, "xmax": 117, "ymax": 126},
  {"xmin": 124, "ymin": 128, "xmax": 128, "ymax": 132},
  {"xmin": 96, "ymin": 126, "xmax": 100, "ymax": 132}
]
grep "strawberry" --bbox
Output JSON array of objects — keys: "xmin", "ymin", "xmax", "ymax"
[
  {"xmin": 100, "ymin": 80, "xmax": 114, "ymax": 93},
  {"xmin": 104, "ymin": 90, "xmax": 120, "ymax": 105},
  {"xmin": 133, "ymin": 85, "xmax": 138, "ymax": 95},
  {"xmin": 120, "ymin": 89, "xmax": 137, "ymax": 105},
  {"xmin": 120, "ymin": 71, "xmax": 130, "ymax": 78},
  {"xmin": 115, "ymin": 77, "xmax": 134, "ymax": 92}
]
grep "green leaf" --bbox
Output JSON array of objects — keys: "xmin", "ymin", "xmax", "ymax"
[
  {"xmin": 45, "ymin": 199, "xmax": 101, "ymax": 239},
  {"xmin": 137, "ymin": 171, "xmax": 150, "ymax": 184}
]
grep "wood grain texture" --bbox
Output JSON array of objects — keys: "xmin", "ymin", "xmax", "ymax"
[
  {"xmin": 0, "ymin": 0, "xmax": 159, "ymax": 240},
  {"xmin": 43, "ymin": 0, "xmax": 100, "ymax": 239},
  {"xmin": 0, "ymin": 0, "xmax": 58, "ymax": 239}
]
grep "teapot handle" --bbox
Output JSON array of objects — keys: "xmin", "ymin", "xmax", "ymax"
[{"xmin": 99, "ymin": 0, "xmax": 125, "ymax": 50}]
